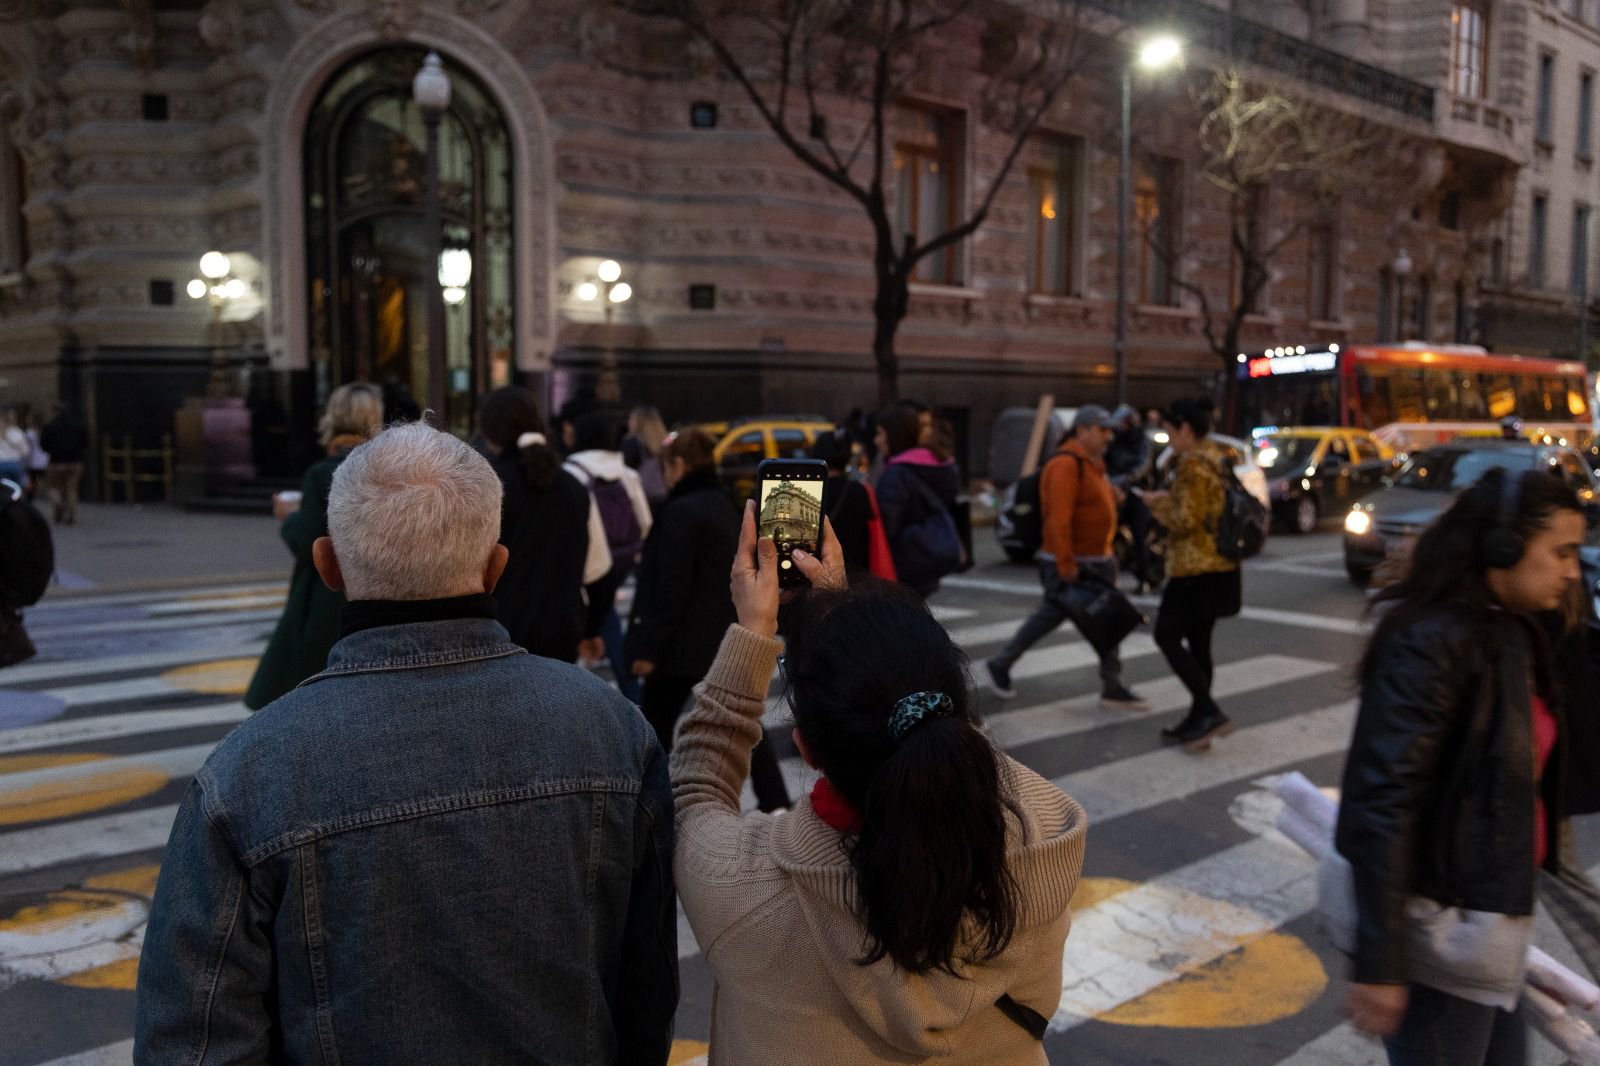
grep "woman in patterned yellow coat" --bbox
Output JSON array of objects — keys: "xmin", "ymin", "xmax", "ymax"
[{"xmin": 1140, "ymin": 398, "xmax": 1241, "ymax": 751}]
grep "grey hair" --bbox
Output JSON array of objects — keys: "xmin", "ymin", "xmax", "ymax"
[{"xmin": 327, "ymin": 421, "xmax": 503, "ymax": 600}]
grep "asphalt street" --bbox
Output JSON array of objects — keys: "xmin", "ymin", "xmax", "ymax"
[{"xmin": 0, "ymin": 520, "xmax": 1595, "ymax": 1065}]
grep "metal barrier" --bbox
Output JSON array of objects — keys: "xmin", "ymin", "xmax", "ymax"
[{"xmin": 102, "ymin": 435, "xmax": 174, "ymax": 503}]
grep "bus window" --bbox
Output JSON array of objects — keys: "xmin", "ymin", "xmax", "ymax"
[
  {"xmin": 1484, "ymin": 374, "xmax": 1517, "ymax": 419},
  {"xmin": 1456, "ymin": 372, "xmax": 1489, "ymax": 419},
  {"xmin": 1520, "ymin": 378, "xmax": 1555, "ymax": 417},
  {"xmin": 1357, "ymin": 367, "xmax": 1394, "ymax": 426},
  {"xmin": 1423, "ymin": 368, "xmax": 1457, "ymax": 419},
  {"xmin": 1390, "ymin": 369, "xmax": 1425, "ymax": 422},
  {"xmin": 1567, "ymin": 377, "xmax": 1590, "ymax": 417}
]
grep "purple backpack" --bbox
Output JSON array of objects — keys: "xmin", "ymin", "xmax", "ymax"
[{"xmin": 591, "ymin": 476, "xmax": 644, "ymax": 566}]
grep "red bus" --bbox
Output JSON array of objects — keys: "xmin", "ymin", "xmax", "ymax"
[{"xmin": 1231, "ymin": 342, "xmax": 1593, "ymax": 448}]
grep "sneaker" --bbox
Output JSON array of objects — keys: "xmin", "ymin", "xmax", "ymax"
[
  {"xmin": 1100, "ymin": 683, "xmax": 1149, "ymax": 711},
  {"xmin": 982, "ymin": 659, "xmax": 1017, "ymax": 700},
  {"xmin": 1161, "ymin": 710, "xmax": 1233, "ymax": 752}
]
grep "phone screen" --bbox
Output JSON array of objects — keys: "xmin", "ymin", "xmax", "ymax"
[{"xmin": 755, "ymin": 459, "xmax": 828, "ymax": 588}]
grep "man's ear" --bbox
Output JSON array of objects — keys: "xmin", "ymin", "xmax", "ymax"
[
  {"xmin": 483, "ymin": 543, "xmax": 510, "ymax": 593},
  {"xmin": 313, "ymin": 537, "xmax": 345, "ymax": 592}
]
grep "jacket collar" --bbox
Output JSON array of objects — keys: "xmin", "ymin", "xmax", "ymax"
[
  {"xmin": 667, "ymin": 467, "xmax": 720, "ymax": 500},
  {"xmin": 310, "ymin": 604, "xmax": 522, "ymax": 683},
  {"xmin": 1061, "ymin": 437, "xmax": 1106, "ymax": 471},
  {"xmin": 340, "ymin": 592, "xmax": 498, "ymax": 638}
]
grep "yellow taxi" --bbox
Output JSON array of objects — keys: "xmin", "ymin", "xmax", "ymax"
[
  {"xmin": 1249, "ymin": 426, "xmax": 1398, "ymax": 534},
  {"xmin": 709, "ymin": 416, "xmax": 835, "ymax": 499}
]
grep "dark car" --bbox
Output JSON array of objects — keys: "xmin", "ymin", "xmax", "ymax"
[
  {"xmin": 1252, "ymin": 428, "xmax": 1398, "ymax": 535},
  {"xmin": 1342, "ymin": 440, "xmax": 1599, "ymax": 586}
]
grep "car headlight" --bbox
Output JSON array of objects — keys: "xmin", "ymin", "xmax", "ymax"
[{"xmin": 1344, "ymin": 509, "xmax": 1372, "ymax": 536}]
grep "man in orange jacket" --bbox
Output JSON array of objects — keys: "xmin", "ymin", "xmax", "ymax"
[{"xmin": 983, "ymin": 405, "xmax": 1148, "ymax": 708}]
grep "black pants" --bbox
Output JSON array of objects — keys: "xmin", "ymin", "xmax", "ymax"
[
  {"xmin": 1154, "ymin": 570, "xmax": 1239, "ymax": 717},
  {"xmin": 1385, "ymin": 983, "xmax": 1526, "ymax": 1066},
  {"xmin": 641, "ymin": 673, "xmax": 792, "ymax": 812}
]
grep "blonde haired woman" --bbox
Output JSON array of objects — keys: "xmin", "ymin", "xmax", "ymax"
[
  {"xmin": 244, "ymin": 384, "xmax": 384, "ymax": 709},
  {"xmin": 622, "ymin": 405, "xmax": 670, "ymax": 511}
]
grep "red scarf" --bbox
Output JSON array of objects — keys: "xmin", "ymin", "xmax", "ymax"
[{"xmin": 810, "ymin": 778, "xmax": 862, "ymax": 834}]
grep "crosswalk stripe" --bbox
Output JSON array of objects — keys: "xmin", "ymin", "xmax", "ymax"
[
  {"xmin": 24, "ymin": 609, "xmax": 283, "ymax": 640},
  {"xmin": 1012, "ymin": 634, "xmax": 1160, "ymax": 682},
  {"xmin": 0, "ymin": 645, "xmax": 266, "ymax": 687},
  {"xmin": 32, "ymin": 1039, "xmax": 134, "ymax": 1066},
  {"xmin": 1052, "ymin": 832, "xmax": 1318, "ymax": 1030},
  {"xmin": 1052, "ymin": 700, "xmax": 1356, "ymax": 825},
  {"xmin": 35, "ymin": 581, "xmax": 286, "ymax": 613},
  {"xmin": 984, "ymin": 656, "xmax": 1337, "ymax": 750},
  {"xmin": 0, "ymin": 744, "xmax": 216, "ymax": 794},
  {"xmin": 144, "ymin": 594, "xmax": 286, "ymax": 615},
  {"xmin": 0, "ymin": 704, "xmax": 249, "ymax": 755},
  {"xmin": 42, "ymin": 675, "xmax": 236, "ymax": 708},
  {"xmin": 0, "ymin": 805, "xmax": 179, "ymax": 877},
  {"xmin": 1271, "ymin": 1023, "xmax": 1383, "ymax": 1065}
]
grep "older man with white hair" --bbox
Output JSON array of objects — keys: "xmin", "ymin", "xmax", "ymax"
[{"xmin": 135, "ymin": 422, "xmax": 677, "ymax": 1065}]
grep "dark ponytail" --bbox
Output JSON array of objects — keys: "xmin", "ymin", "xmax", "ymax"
[
  {"xmin": 478, "ymin": 386, "xmax": 562, "ymax": 491},
  {"xmin": 784, "ymin": 581, "xmax": 1022, "ymax": 974}
]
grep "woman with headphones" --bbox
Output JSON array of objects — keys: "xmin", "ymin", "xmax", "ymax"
[{"xmin": 1336, "ymin": 467, "xmax": 1586, "ymax": 1065}]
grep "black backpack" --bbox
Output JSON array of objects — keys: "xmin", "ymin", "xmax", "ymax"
[
  {"xmin": 1213, "ymin": 458, "xmax": 1268, "ymax": 562},
  {"xmin": 0, "ymin": 480, "xmax": 53, "ymax": 608},
  {"xmin": 1005, "ymin": 452, "xmax": 1082, "ymax": 558}
]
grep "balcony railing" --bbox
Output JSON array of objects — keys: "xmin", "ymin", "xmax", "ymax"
[{"xmin": 1085, "ymin": 0, "xmax": 1436, "ymax": 123}]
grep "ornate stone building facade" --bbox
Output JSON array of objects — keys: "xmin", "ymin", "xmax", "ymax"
[{"xmin": 0, "ymin": 0, "xmax": 1533, "ymax": 487}]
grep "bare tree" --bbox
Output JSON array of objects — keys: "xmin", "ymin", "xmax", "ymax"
[
  {"xmin": 1160, "ymin": 69, "xmax": 1406, "ymax": 397},
  {"xmin": 619, "ymin": 0, "xmax": 1099, "ymax": 405}
]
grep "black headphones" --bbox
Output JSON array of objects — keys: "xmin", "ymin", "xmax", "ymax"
[{"xmin": 1481, "ymin": 468, "xmax": 1526, "ymax": 569}]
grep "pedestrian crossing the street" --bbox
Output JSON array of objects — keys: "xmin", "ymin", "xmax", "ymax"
[{"xmin": 0, "ymin": 576, "xmax": 1591, "ymax": 1065}]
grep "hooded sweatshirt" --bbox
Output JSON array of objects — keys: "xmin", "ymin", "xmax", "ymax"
[{"xmin": 672, "ymin": 625, "xmax": 1088, "ymax": 1065}]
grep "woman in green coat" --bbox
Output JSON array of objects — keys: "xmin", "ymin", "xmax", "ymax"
[{"xmin": 243, "ymin": 384, "xmax": 384, "ymax": 710}]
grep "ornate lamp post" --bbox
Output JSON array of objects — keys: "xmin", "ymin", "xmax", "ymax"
[
  {"xmin": 187, "ymin": 250, "xmax": 247, "ymax": 397},
  {"xmin": 1115, "ymin": 33, "xmax": 1183, "ymax": 408},
  {"xmin": 576, "ymin": 259, "xmax": 632, "ymax": 403},
  {"xmin": 413, "ymin": 51, "xmax": 452, "ymax": 424}
]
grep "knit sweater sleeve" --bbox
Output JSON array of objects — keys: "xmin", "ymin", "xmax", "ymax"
[{"xmin": 670, "ymin": 624, "xmax": 786, "ymax": 953}]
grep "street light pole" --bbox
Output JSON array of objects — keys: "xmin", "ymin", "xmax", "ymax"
[
  {"xmin": 413, "ymin": 52, "xmax": 452, "ymax": 427},
  {"xmin": 1115, "ymin": 64, "xmax": 1131, "ymax": 409}
]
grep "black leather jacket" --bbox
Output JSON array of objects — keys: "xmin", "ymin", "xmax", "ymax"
[{"xmin": 1335, "ymin": 606, "xmax": 1566, "ymax": 985}]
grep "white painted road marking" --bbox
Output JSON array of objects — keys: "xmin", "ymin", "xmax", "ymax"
[
  {"xmin": 0, "ymin": 645, "xmax": 266, "ymax": 687},
  {"xmin": 0, "ymin": 806, "xmax": 180, "ymax": 877},
  {"xmin": 0, "ymin": 704, "xmax": 249, "ymax": 755}
]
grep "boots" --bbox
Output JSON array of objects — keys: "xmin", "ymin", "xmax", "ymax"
[{"xmin": 1160, "ymin": 707, "xmax": 1233, "ymax": 752}]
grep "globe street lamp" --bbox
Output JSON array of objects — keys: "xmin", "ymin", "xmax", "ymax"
[
  {"xmin": 577, "ymin": 259, "xmax": 631, "ymax": 402},
  {"xmin": 1115, "ymin": 33, "xmax": 1183, "ymax": 408},
  {"xmin": 188, "ymin": 250, "xmax": 247, "ymax": 396},
  {"xmin": 413, "ymin": 51, "xmax": 452, "ymax": 424}
]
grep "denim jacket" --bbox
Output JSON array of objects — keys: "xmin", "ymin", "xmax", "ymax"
[{"xmin": 134, "ymin": 614, "xmax": 677, "ymax": 1065}]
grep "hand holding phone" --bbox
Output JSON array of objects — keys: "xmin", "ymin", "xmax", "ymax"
[
  {"xmin": 754, "ymin": 458, "xmax": 829, "ymax": 589},
  {"xmin": 731, "ymin": 499, "xmax": 847, "ymax": 639}
]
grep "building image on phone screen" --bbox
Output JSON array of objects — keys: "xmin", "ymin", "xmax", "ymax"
[{"xmin": 758, "ymin": 479, "xmax": 823, "ymax": 553}]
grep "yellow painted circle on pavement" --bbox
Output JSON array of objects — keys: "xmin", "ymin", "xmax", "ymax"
[
  {"xmin": 1070, "ymin": 876, "xmax": 1139, "ymax": 912},
  {"xmin": 1096, "ymin": 931, "xmax": 1327, "ymax": 1029},
  {"xmin": 0, "ymin": 753, "xmax": 170, "ymax": 825},
  {"xmin": 160, "ymin": 658, "xmax": 260, "ymax": 696},
  {"xmin": 668, "ymin": 1040, "xmax": 709, "ymax": 1065}
]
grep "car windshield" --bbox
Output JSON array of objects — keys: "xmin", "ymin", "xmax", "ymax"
[
  {"xmin": 1393, "ymin": 447, "xmax": 1541, "ymax": 491},
  {"xmin": 1253, "ymin": 437, "xmax": 1320, "ymax": 475}
]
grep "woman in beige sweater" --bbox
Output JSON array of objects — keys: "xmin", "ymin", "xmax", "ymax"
[{"xmin": 671, "ymin": 503, "xmax": 1088, "ymax": 1064}]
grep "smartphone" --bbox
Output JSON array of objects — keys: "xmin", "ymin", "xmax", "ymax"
[{"xmin": 754, "ymin": 458, "xmax": 829, "ymax": 588}]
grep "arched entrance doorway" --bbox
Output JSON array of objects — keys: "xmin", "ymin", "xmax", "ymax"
[{"xmin": 303, "ymin": 47, "xmax": 514, "ymax": 434}]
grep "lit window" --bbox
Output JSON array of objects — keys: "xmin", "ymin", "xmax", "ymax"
[
  {"xmin": 1135, "ymin": 155, "xmax": 1181, "ymax": 306},
  {"xmin": 1026, "ymin": 137, "xmax": 1083, "ymax": 296},
  {"xmin": 894, "ymin": 105, "xmax": 962, "ymax": 284},
  {"xmin": 1450, "ymin": 3, "xmax": 1489, "ymax": 99}
]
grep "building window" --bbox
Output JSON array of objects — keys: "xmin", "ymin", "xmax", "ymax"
[
  {"xmin": 1582, "ymin": 73, "xmax": 1595, "ymax": 160},
  {"xmin": 1414, "ymin": 275, "xmax": 1432, "ymax": 339},
  {"xmin": 1538, "ymin": 53, "xmax": 1556, "ymax": 146},
  {"xmin": 1135, "ymin": 155, "xmax": 1180, "ymax": 306},
  {"xmin": 0, "ymin": 138, "xmax": 25, "ymax": 276},
  {"xmin": 302, "ymin": 47, "xmax": 516, "ymax": 435},
  {"xmin": 1454, "ymin": 280, "xmax": 1470, "ymax": 342},
  {"xmin": 1378, "ymin": 269, "xmax": 1395, "ymax": 342},
  {"xmin": 1025, "ymin": 137, "xmax": 1083, "ymax": 296},
  {"xmin": 1574, "ymin": 202, "xmax": 1592, "ymax": 296},
  {"xmin": 1307, "ymin": 221, "xmax": 1336, "ymax": 321},
  {"xmin": 1450, "ymin": 3, "xmax": 1489, "ymax": 98},
  {"xmin": 1490, "ymin": 236, "xmax": 1506, "ymax": 285},
  {"xmin": 894, "ymin": 105, "xmax": 961, "ymax": 285},
  {"xmin": 1531, "ymin": 193, "xmax": 1550, "ymax": 289}
]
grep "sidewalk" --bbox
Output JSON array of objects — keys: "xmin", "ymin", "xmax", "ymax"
[{"xmin": 41, "ymin": 502, "xmax": 290, "ymax": 596}]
